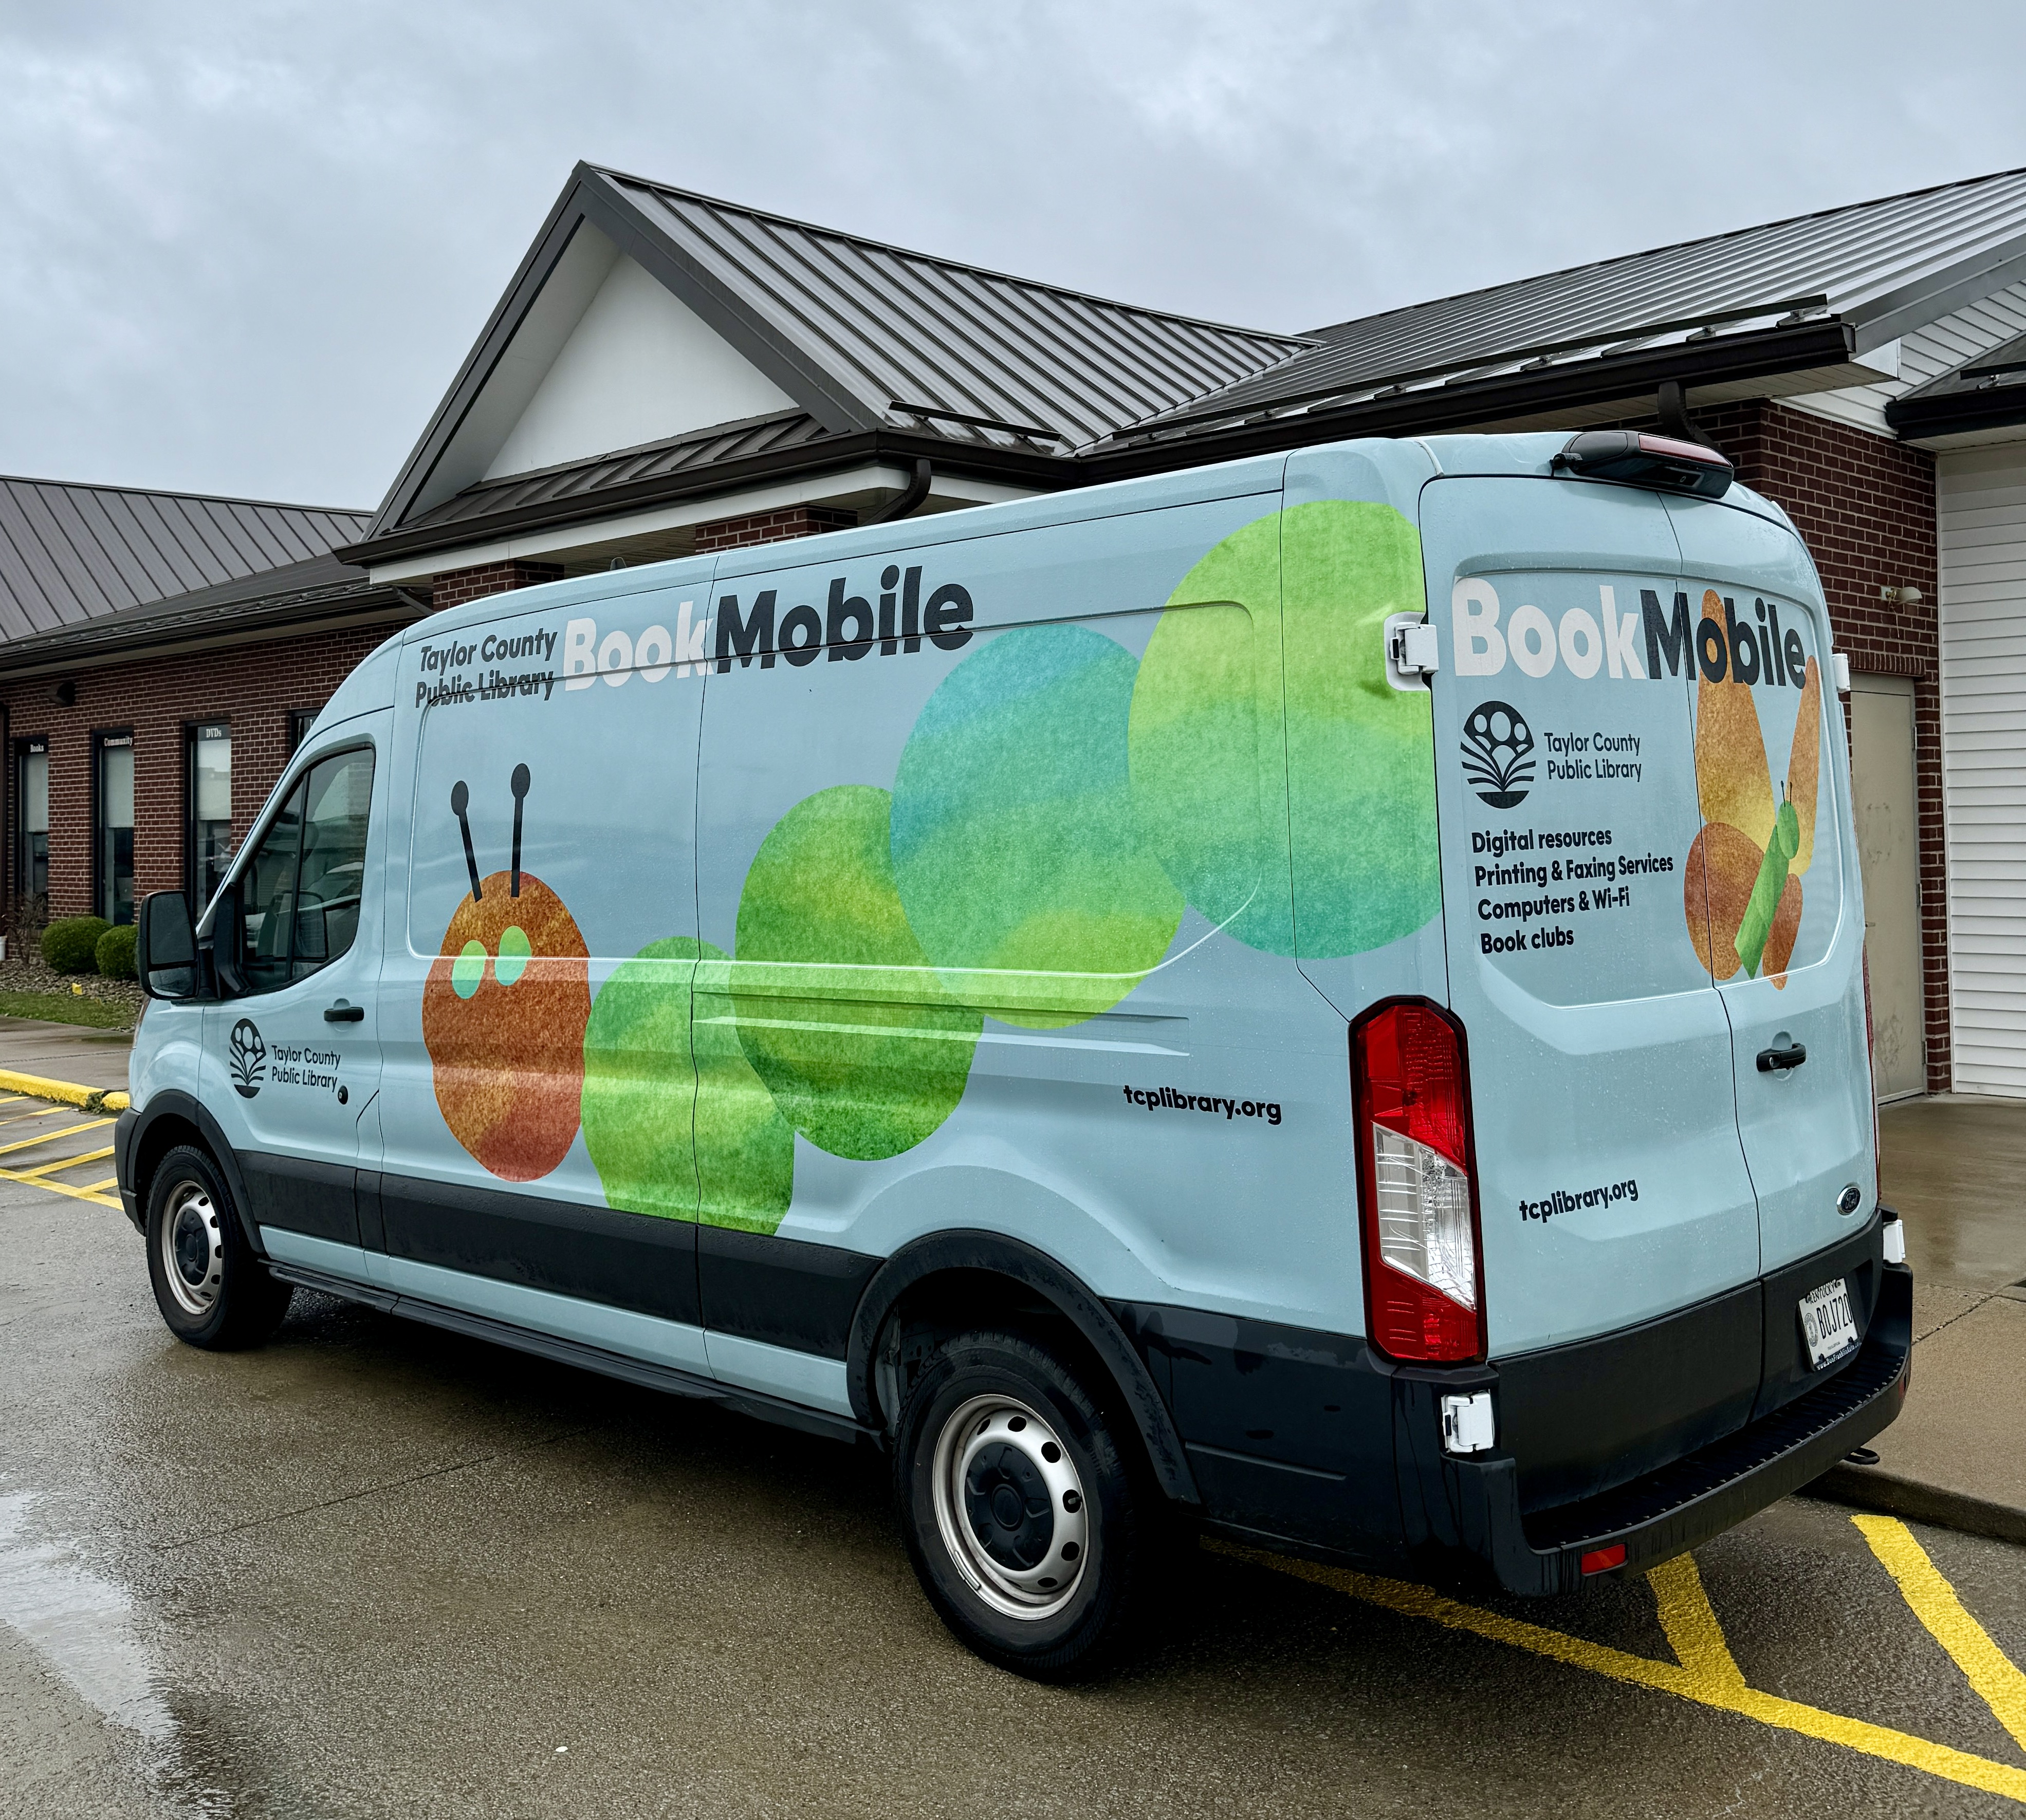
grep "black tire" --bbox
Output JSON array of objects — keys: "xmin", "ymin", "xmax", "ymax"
[
  {"xmin": 144, "ymin": 1144, "xmax": 292, "ymax": 1350},
  {"xmin": 893, "ymin": 1328, "xmax": 1162, "ymax": 1680}
]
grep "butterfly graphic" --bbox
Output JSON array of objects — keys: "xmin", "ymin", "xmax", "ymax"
[{"xmin": 1683, "ymin": 591, "xmax": 1821, "ymax": 989}]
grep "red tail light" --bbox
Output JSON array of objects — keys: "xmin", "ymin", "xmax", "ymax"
[{"xmin": 1353, "ymin": 1001, "xmax": 1485, "ymax": 1362}]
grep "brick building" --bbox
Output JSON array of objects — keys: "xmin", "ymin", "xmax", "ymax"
[{"xmin": 8, "ymin": 162, "xmax": 2026, "ymax": 1096}]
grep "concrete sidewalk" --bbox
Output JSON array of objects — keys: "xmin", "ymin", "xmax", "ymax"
[
  {"xmin": 1811, "ymin": 1092, "xmax": 2026, "ymax": 1544},
  {"xmin": 0, "ymin": 1016, "xmax": 133, "ymax": 1093}
]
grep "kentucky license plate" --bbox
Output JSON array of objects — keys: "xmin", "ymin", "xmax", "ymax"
[{"xmin": 1799, "ymin": 1277, "xmax": 1860, "ymax": 1370}]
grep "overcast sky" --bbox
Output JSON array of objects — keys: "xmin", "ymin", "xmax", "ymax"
[{"xmin": 4, "ymin": 0, "xmax": 2023, "ymax": 510}]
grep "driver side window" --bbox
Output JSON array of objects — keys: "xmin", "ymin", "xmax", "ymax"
[{"xmin": 235, "ymin": 747, "xmax": 374, "ymax": 992}]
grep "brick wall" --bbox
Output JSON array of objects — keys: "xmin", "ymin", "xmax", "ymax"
[
  {"xmin": 1682, "ymin": 400, "xmax": 1949, "ymax": 1090},
  {"xmin": 694, "ymin": 505, "xmax": 857, "ymax": 553},
  {"xmin": 0, "ymin": 624, "xmax": 395, "ymax": 931},
  {"xmin": 431, "ymin": 560, "xmax": 563, "ymax": 609}
]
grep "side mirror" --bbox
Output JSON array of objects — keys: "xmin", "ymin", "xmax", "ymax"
[{"xmin": 137, "ymin": 892, "xmax": 198, "ymax": 1000}]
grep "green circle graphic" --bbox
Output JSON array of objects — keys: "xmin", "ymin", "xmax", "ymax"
[
  {"xmin": 1281, "ymin": 499, "xmax": 1440, "ymax": 956},
  {"xmin": 1128, "ymin": 500, "xmax": 1439, "ymax": 959},
  {"xmin": 1128, "ymin": 514, "xmax": 1289, "ymax": 952},
  {"xmin": 735, "ymin": 786, "xmax": 981, "ymax": 1160},
  {"xmin": 580, "ymin": 936, "xmax": 795, "ymax": 1230},
  {"xmin": 891, "ymin": 623, "xmax": 1183, "ymax": 1028}
]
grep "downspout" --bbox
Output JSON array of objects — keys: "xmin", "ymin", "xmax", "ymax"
[
  {"xmin": 863, "ymin": 457, "xmax": 932, "ymax": 527},
  {"xmin": 1656, "ymin": 379, "xmax": 1720, "ymax": 453}
]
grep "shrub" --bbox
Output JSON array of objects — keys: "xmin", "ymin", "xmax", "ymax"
[
  {"xmin": 42, "ymin": 916, "xmax": 110, "ymax": 974},
  {"xmin": 95, "ymin": 923, "xmax": 138, "ymax": 981}
]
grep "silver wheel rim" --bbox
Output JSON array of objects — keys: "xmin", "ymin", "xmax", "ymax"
[
  {"xmin": 159, "ymin": 1179, "xmax": 225, "ymax": 1318},
  {"xmin": 930, "ymin": 1394, "xmax": 1090, "ymax": 1622}
]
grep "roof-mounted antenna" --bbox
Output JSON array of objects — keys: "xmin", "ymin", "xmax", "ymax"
[
  {"xmin": 510, "ymin": 764, "xmax": 530, "ymax": 899},
  {"xmin": 451, "ymin": 781, "xmax": 482, "ymax": 902}
]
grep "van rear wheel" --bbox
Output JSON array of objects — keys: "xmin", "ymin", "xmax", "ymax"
[
  {"xmin": 144, "ymin": 1145, "xmax": 292, "ymax": 1350},
  {"xmin": 893, "ymin": 1329, "xmax": 1158, "ymax": 1680}
]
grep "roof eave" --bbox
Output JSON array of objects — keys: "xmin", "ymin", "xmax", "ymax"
[
  {"xmin": 1083, "ymin": 319, "xmax": 1857, "ymax": 475},
  {"xmin": 0, "ymin": 580, "xmax": 418, "ymax": 680},
  {"xmin": 1886, "ymin": 382, "xmax": 2026, "ymax": 442},
  {"xmin": 335, "ymin": 429, "xmax": 1072, "ymax": 569}
]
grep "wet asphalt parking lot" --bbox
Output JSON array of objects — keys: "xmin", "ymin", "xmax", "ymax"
[{"xmin": 7, "ymin": 1165, "xmax": 2026, "ymax": 1818}]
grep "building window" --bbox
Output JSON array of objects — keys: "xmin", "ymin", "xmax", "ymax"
[
  {"xmin": 288, "ymin": 708, "xmax": 319, "ymax": 754},
  {"xmin": 188, "ymin": 720, "xmax": 232, "ymax": 911},
  {"xmin": 14, "ymin": 738, "xmax": 47, "ymax": 911},
  {"xmin": 95, "ymin": 732, "xmax": 136, "ymax": 926}
]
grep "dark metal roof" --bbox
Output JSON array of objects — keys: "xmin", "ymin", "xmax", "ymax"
[
  {"xmin": 0, "ymin": 550, "xmax": 414, "ymax": 677},
  {"xmin": 356, "ymin": 163, "xmax": 1309, "ymax": 553},
  {"xmin": 1103, "ymin": 166, "xmax": 2026, "ymax": 442},
  {"xmin": 351, "ymin": 160, "xmax": 2026, "ymax": 572},
  {"xmin": 1887, "ymin": 328, "xmax": 2026, "ymax": 440},
  {"xmin": 397, "ymin": 409, "xmax": 833, "ymax": 536},
  {"xmin": 601, "ymin": 168, "xmax": 1311, "ymax": 450},
  {"xmin": 0, "ymin": 474, "xmax": 371, "ymax": 645}
]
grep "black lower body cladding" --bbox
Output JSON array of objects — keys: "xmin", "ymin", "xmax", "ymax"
[{"xmin": 1114, "ymin": 1220, "xmax": 1911, "ymax": 1593}]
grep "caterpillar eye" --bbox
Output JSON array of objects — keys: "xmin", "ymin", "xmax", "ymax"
[
  {"xmin": 495, "ymin": 926, "xmax": 532, "ymax": 987},
  {"xmin": 452, "ymin": 940, "xmax": 487, "ymax": 1000}
]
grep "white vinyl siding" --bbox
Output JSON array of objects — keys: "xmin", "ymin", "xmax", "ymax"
[
  {"xmin": 1786, "ymin": 283, "xmax": 2026, "ymax": 435},
  {"xmin": 1939, "ymin": 441, "xmax": 2026, "ymax": 1096}
]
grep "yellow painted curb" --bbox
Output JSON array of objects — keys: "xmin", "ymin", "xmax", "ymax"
[{"xmin": 0, "ymin": 1068, "xmax": 130, "ymax": 1115}]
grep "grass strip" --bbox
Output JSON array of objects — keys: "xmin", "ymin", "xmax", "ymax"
[{"xmin": 0, "ymin": 991, "xmax": 137, "ymax": 1030}]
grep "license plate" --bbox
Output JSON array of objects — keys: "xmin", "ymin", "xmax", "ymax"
[{"xmin": 1799, "ymin": 1277, "xmax": 1860, "ymax": 1370}]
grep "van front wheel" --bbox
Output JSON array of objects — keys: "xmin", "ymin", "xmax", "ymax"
[
  {"xmin": 893, "ymin": 1330, "xmax": 1157, "ymax": 1679},
  {"xmin": 144, "ymin": 1145, "xmax": 292, "ymax": 1350}
]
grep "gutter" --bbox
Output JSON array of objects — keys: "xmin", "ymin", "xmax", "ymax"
[
  {"xmin": 0, "ymin": 583, "xmax": 420, "ymax": 681},
  {"xmin": 338, "ymin": 431, "xmax": 1067, "ymax": 569},
  {"xmin": 1886, "ymin": 382, "xmax": 2026, "ymax": 442},
  {"xmin": 1076, "ymin": 319, "xmax": 1858, "ymax": 479}
]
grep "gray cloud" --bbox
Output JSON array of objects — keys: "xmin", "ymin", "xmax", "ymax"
[{"xmin": 1, "ymin": 0, "xmax": 2020, "ymax": 506}]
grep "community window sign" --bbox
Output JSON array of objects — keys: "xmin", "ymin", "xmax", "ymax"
[
  {"xmin": 14, "ymin": 738, "xmax": 47, "ymax": 905},
  {"xmin": 188, "ymin": 721, "xmax": 231, "ymax": 911},
  {"xmin": 95, "ymin": 732, "xmax": 135, "ymax": 926}
]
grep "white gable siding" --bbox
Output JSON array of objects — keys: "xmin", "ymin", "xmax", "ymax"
[
  {"xmin": 1939, "ymin": 440, "xmax": 2026, "ymax": 1096},
  {"xmin": 1785, "ymin": 284, "xmax": 2026, "ymax": 435},
  {"xmin": 484, "ymin": 257, "xmax": 797, "ymax": 482}
]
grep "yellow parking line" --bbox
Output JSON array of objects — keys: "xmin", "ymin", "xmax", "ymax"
[
  {"xmin": 79, "ymin": 1177, "xmax": 118, "ymax": 1194},
  {"xmin": 0, "ymin": 1119, "xmax": 108, "ymax": 1158},
  {"xmin": 1855, "ymin": 1515, "xmax": 2026, "ymax": 1751},
  {"xmin": 1207, "ymin": 1538, "xmax": 2026, "ymax": 1804},
  {"xmin": 15, "ymin": 1145, "xmax": 115, "ymax": 1180},
  {"xmin": 1649, "ymin": 1552, "xmax": 1747, "ymax": 1688},
  {"xmin": 0, "ymin": 1104, "xmax": 77, "ymax": 1127},
  {"xmin": 0, "ymin": 1167, "xmax": 122, "ymax": 1208}
]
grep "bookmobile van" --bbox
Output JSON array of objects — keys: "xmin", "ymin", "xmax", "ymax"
[{"xmin": 124, "ymin": 429, "xmax": 1911, "ymax": 1678}]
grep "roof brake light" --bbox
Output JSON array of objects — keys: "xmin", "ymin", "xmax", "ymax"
[{"xmin": 1551, "ymin": 429, "xmax": 1734, "ymax": 499}]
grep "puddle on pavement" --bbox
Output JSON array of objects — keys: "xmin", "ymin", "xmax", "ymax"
[{"xmin": 0, "ymin": 1489, "xmax": 233, "ymax": 1816}]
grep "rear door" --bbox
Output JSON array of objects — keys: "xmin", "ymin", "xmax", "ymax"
[
  {"xmin": 1665, "ymin": 497, "xmax": 1875, "ymax": 1272},
  {"xmin": 1422, "ymin": 476, "xmax": 1762, "ymax": 1356}
]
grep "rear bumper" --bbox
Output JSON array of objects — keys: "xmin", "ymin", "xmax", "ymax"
[{"xmin": 1399, "ymin": 1259, "xmax": 1912, "ymax": 1594}]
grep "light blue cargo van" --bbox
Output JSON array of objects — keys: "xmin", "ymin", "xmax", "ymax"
[{"xmin": 122, "ymin": 429, "xmax": 1910, "ymax": 1677}]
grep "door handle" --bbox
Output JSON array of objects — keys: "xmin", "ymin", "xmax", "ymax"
[
  {"xmin": 324, "ymin": 1001, "xmax": 365, "ymax": 1023},
  {"xmin": 1756, "ymin": 1041, "xmax": 1807, "ymax": 1072}
]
